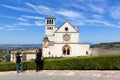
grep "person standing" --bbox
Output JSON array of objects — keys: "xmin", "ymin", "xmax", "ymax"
[
  {"xmin": 16, "ymin": 51, "xmax": 23, "ymax": 73},
  {"xmin": 5, "ymin": 49, "xmax": 11, "ymax": 62},
  {"xmin": 35, "ymin": 48, "xmax": 42, "ymax": 72}
]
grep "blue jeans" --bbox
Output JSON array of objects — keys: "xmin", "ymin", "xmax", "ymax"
[{"xmin": 16, "ymin": 62, "xmax": 23, "ymax": 73}]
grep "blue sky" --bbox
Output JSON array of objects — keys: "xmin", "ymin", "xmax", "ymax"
[{"xmin": 0, "ymin": 0, "xmax": 120, "ymax": 44}]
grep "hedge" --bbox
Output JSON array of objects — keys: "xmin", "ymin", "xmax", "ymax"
[
  {"xmin": 43, "ymin": 55, "xmax": 120, "ymax": 70},
  {"xmin": 0, "ymin": 62, "xmax": 16, "ymax": 71},
  {"xmin": 0, "ymin": 54, "xmax": 120, "ymax": 71}
]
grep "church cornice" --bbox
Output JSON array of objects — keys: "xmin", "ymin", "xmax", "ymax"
[
  {"xmin": 54, "ymin": 43, "xmax": 80, "ymax": 44},
  {"xmin": 54, "ymin": 32, "xmax": 78, "ymax": 33},
  {"xmin": 53, "ymin": 43, "xmax": 90, "ymax": 45},
  {"xmin": 45, "ymin": 17, "xmax": 56, "ymax": 19},
  {"xmin": 46, "ymin": 24, "xmax": 55, "ymax": 26}
]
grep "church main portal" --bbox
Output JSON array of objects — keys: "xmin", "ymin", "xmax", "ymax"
[{"xmin": 62, "ymin": 45, "xmax": 70, "ymax": 55}]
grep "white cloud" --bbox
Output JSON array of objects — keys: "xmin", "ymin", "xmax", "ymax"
[
  {"xmin": 26, "ymin": 3, "xmax": 44, "ymax": 14},
  {"xmin": 18, "ymin": 22, "xmax": 33, "ymax": 26},
  {"xmin": 92, "ymin": 14, "xmax": 103, "ymax": 20},
  {"xmin": 18, "ymin": 18, "xmax": 27, "ymax": 22},
  {"xmin": 118, "ymin": 22, "xmax": 120, "ymax": 25},
  {"xmin": 7, "ymin": 28, "xmax": 25, "ymax": 31},
  {"xmin": 110, "ymin": 6, "xmax": 120, "ymax": 19},
  {"xmin": 26, "ymin": 3, "xmax": 55, "ymax": 16},
  {"xmin": 82, "ymin": 19, "xmax": 110, "ymax": 26},
  {"xmin": 0, "ymin": 27, "xmax": 4, "ymax": 30},
  {"xmin": 26, "ymin": 2, "xmax": 84, "ymax": 19},
  {"xmin": 3, "ymin": 24, "xmax": 15, "ymax": 28},
  {"xmin": 3, "ymin": 16, "xmax": 16, "ymax": 19},
  {"xmin": 1, "ymin": 20, "xmax": 44, "ymax": 31},
  {"xmin": 2, "ymin": 16, "xmax": 28, "ymax": 22},
  {"xmin": 56, "ymin": 9, "xmax": 83, "ymax": 18},
  {"xmin": 26, "ymin": 3, "xmax": 53, "ymax": 15},
  {"xmin": 88, "ymin": 4, "xmax": 104, "ymax": 14},
  {"xmin": 66, "ymin": 18, "xmax": 119, "ymax": 28},
  {"xmin": 37, "ymin": 5, "xmax": 51, "ymax": 12},
  {"xmin": 80, "ymin": 19, "xmax": 120, "ymax": 28},
  {"xmin": 65, "ymin": 19, "xmax": 117, "ymax": 28},
  {"xmin": 22, "ymin": 15, "xmax": 44, "ymax": 20},
  {"xmin": 71, "ymin": 20, "xmax": 85, "ymax": 26},
  {"xmin": 26, "ymin": 2, "xmax": 85, "ymax": 19},
  {"xmin": 72, "ymin": 3, "xmax": 88, "ymax": 11},
  {"xmin": 1, "ymin": 4, "xmax": 36, "ymax": 13},
  {"xmin": 35, "ymin": 21, "xmax": 44, "ymax": 26},
  {"xmin": 2, "ymin": 24, "xmax": 26, "ymax": 31}
]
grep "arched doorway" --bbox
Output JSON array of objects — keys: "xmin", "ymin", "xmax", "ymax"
[{"xmin": 62, "ymin": 45, "xmax": 71, "ymax": 55}]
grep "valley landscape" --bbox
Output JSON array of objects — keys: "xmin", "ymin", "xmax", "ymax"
[{"xmin": 0, "ymin": 42, "xmax": 120, "ymax": 61}]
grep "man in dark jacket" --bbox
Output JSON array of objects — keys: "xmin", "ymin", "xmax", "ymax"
[
  {"xmin": 16, "ymin": 51, "xmax": 23, "ymax": 73},
  {"xmin": 35, "ymin": 48, "xmax": 42, "ymax": 72}
]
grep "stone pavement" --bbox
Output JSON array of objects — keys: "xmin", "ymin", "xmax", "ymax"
[{"xmin": 0, "ymin": 70, "xmax": 120, "ymax": 80}]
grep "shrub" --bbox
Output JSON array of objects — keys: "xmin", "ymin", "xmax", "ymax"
[
  {"xmin": 43, "ymin": 55, "xmax": 120, "ymax": 70},
  {"xmin": 0, "ymin": 54, "xmax": 120, "ymax": 71},
  {"xmin": 0, "ymin": 62, "xmax": 16, "ymax": 71}
]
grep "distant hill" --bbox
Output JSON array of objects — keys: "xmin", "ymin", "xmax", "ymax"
[
  {"xmin": 0, "ymin": 44, "xmax": 43, "ymax": 52},
  {"xmin": 81, "ymin": 42, "xmax": 94, "ymax": 45},
  {"xmin": 91, "ymin": 42, "xmax": 120, "ymax": 49},
  {"xmin": 0, "ymin": 44, "xmax": 42, "ymax": 48}
]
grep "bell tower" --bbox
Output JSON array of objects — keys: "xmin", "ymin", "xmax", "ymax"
[{"xmin": 45, "ymin": 18, "xmax": 55, "ymax": 36}]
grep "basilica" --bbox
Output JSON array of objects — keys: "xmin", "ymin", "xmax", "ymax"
[{"xmin": 42, "ymin": 18, "xmax": 90, "ymax": 57}]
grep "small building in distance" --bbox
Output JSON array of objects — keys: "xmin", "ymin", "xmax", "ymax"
[
  {"xmin": 42, "ymin": 18, "xmax": 91, "ymax": 57},
  {"xmin": 11, "ymin": 50, "xmax": 36, "ymax": 62}
]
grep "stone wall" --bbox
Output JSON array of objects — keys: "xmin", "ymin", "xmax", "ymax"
[{"xmin": 90, "ymin": 48, "xmax": 120, "ymax": 55}]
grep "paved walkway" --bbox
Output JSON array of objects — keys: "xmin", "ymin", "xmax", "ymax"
[{"xmin": 0, "ymin": 70, "xmax": 120, "ymax": 80}]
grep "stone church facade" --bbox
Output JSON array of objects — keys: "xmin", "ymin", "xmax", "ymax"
[{"xmin": 42, "ymin": 18, "xmax": 90, "ymax": 57}]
